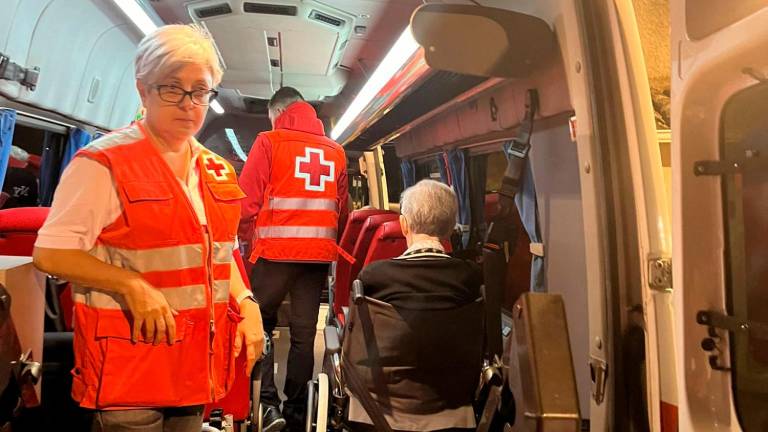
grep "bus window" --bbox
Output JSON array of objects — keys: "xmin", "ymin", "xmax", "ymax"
[
  {"xmin": 381, "ymin": 144, "xmax": 403, "ymax": 203},
  {"xmin": 721, "ymin": 81, "xmax": 768, "ymax": 431}
]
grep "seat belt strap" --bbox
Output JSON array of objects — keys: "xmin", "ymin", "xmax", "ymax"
[
  {"xmin": 342, "ymin": 359, "xmax": 394, "ymax": 432},
  {"xmin": 498, "ymin": 89, "xmax": 539, "ymax": 202}
]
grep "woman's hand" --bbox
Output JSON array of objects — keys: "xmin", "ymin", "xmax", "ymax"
[
  {"xmin": 122, "ymin": 277, "xmax": 178, "ymax": 345},
  {"xmin": 234, "ymin": 299, "xmax": 265, "ymax": 376}
]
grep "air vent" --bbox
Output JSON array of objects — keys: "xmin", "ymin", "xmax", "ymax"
[
  {"xmin": 195, "ymin": 3, "xmax": 232, "ymax": 19},
  {"xmin": 309, "ymin": 9, "xmax": 344, "ymax": 27},
  {"xmin": 243, "ymin": 3, "xmax": 298, "ymax": 16}
]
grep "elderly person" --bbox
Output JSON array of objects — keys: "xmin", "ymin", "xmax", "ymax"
[
  {"xmin": 32, "ymin": 25, "xmax": 264, "ymax": 432},
  {"xmin": 358, "ymin": 179, "xmax": 481, "ymax": 309},
  {"xmin": 351, "ymin": 179, "xmax": 482, "ymax": 432}
]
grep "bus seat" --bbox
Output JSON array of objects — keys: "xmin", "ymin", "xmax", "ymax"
[
  {"xmin": 363, "ymin": 221, "xmax": 453, "ymax": 266},
  {"xmin": 339, "ymin": 209, "xmax": 395, "ymax": 253},
  {"xmin": 0, "ymin": 207, "xmax": 50, "ymax": 256},
  {"xmin": 334, "ymin": 212, "xmax": 398, "ymax": 321},
  {"xmin": 363, "ymin": 221, "xmax": 407, "ymax": 265}
]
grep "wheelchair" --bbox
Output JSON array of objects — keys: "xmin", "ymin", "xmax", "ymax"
[{"xmin": 305, "ymin": 280, "xmax": 514, "ymax": 432}]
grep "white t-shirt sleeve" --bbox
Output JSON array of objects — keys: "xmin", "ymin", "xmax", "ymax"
[{"xmin": 35, "ymin": 157, "xmax": 122, "ymax": 251}]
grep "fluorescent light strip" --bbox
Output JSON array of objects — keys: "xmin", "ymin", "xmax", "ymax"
[
  {"xmin": 210, "ymin": 100, "xmax": 225, "ymax": 114},
  {"xmin": 111, "ymin": 0, "xmax": 158, "ymax": 36},
  {"xmin": 225, "ymin": 128, "xmax": 248, "ymax": 161},
  {"xmin": 330, "ymin": 26, "xmax": 419, "ymax": 141}
]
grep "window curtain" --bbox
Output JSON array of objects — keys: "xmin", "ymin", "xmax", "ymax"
[
  {"xmin": 39, "ymin": 132, "xmax": 64, "ymax": 206},
  {"xmin": 468, "ymin": 154, "xmax": 488, "ymax": 248},
  {"xmin": 0, "ymin": 110, "xmax": 17, "ymax": 192},
  {"xmin": 60, "ymin": 127, "xmax": 92, "ymax": 177},
  {"xmin": 447, "ymin": 149, "xmax": 471, "ymax": 248},
  {"xmin": 503, "ymin": 142, "xmax": 544, "ymax": 292},
  {"xmin": 400, "ymin": 159, "xmax": 416, "ymax": 189},
  {"xmin": 436, "ymin": 152, "xmax": 451, "ymax": 185}
]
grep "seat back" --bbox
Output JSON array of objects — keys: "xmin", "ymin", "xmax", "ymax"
[
  {"xmin": 339, "ymin": 209, "xmax": 395, "ymax": 253},
  {"xmin": 363, "ymin": 221, "xmax": 407, "ymax": 265},
  {"xmin": 334, "ymin": 212, "xmax": 398, "ymax": 318},
  {"xmin": 363, "ymin": 221, "xmax": 453, "ymax": 266},
  {"xmin": 343, "ymin": 293, "xmax": 484, "ymax": 414},
  {"xmin": 0, "ymin": 207, "xmax": 50, "ymax": 256}
]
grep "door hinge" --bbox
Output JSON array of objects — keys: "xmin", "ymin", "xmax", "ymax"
[
  {"xmin": 694, "ymin": 151, "xmax": 768, "ymax": 176},
  {"xmin": 648, "ymin": 258, "xmax": 672, "ymax": 290},
  {"xmin": 0, "ymin": 52, "xmax": 39, "ymax": 91}
]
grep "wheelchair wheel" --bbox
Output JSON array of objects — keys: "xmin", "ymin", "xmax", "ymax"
[{"xmin": 305, "ymin": 373, "xmax": 330, "ymax": 431}]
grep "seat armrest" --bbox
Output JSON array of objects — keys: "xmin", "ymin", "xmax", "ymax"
[{"xmin": 324, "ymin": 325, "xmax": 341, "ymax": 355}]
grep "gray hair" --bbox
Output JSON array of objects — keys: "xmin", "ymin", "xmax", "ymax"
[
  {"xmin": 400, "ymin": 180, "xmax": 457, "ymax": 238},
  {"xmin": 135, "ymin": 24, "xmax": 223, "ymax": 86}
]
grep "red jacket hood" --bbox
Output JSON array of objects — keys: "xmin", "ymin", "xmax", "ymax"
[{"xmin": 273, "ymin": 101, "xmax": 325, "ymax": 136}]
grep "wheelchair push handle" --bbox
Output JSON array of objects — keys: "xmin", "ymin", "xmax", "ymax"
[{"xmin": 352, "ymin": 280, "xmax": 364, "ymax": 305}]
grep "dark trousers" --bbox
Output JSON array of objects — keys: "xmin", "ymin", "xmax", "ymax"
[
  {"xmin": 91, "ymin": 405, "xmax": 203, "ymax": 432},
  {"xmin": 250, "ymin": 258, "xmax": 328, "ymax": 428}
]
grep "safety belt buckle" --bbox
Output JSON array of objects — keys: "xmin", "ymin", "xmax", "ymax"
[{"xmin": 506, "ymin": 139, "xmax": 530, "ymax": 159}]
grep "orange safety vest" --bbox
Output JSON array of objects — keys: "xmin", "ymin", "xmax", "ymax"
[
  {"xmin": 70, "ymin": 123, "xmax": 245, "ymax": 409},
  {"xmin": 250, "ymin": 129, "xmax": 347, "ymax": 263}
]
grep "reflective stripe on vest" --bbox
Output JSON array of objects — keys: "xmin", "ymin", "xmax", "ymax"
[
  {"xmin": 271, "ymin": 197, "xmax": 337, "ymax": 211},
  {"xmin": 73, "ymin": 284, "xmax": 207, "ymax": 310},
  {"xmin": 73, "ymin": 279, "xmax": 230, "ymax": 310},
  {"xmin": 90, "ymin": 243, "xmax": 204, "ymax": 273},
  {"xmin": 258, "ymin": 226, "xmax": 336, "ymax": 239},
  {"xmin": 212, "ymin": 241, "xmax": 235, "ymax": 265}
]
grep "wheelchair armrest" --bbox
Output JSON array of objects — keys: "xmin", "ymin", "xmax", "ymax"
[{"xmin": 324, "ymin": 325, "xmax": 341, "ymax": 355}]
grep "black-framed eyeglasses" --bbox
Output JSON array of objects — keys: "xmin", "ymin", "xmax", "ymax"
[{"xmin": 154, "ymin": 84, "xmax": 218, "ymax": 106}]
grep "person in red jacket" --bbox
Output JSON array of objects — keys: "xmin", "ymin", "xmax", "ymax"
[{"xmin": 239, "ymin": 87, "xmax": 348, "ymax": 431}]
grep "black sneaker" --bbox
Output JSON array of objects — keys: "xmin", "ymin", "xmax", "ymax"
[{"xmin": 262, "ymin": 404, "xmax": 287, "ymax": 432}]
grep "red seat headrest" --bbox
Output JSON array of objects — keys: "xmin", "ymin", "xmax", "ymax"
[
  {"xmin": 0, "ymin": 207, "xmax": 50, "ymax": 232},
  {"xmin": 377, "ymin": 220, "xmax": 404, "ymax": 240}
]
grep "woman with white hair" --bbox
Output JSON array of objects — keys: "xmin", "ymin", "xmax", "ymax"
[
  {"xmin": 352, "ymin": 179, "xmax": 482, "ymax": 432},
  {"xmin": 33, "ymin": 25, "xmax": 264, "ymax": 431}
]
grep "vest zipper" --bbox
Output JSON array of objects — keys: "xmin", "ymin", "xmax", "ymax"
[{"xmin": 203, "ymin": 225, "xmax": 216, "ymax": 401}]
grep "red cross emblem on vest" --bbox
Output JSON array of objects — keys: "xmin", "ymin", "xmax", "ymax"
[
  {"xmin": 295, "ymin": 148, "xmax": 334, "ymax": 192},
  {"xmin": 204, "ymin": 155, "xmax": 230, "ymax": 181}
]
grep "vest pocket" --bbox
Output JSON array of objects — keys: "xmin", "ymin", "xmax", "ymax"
[
  {"xmin": 94, "ymin": 314, "xmax": 208, "ymax": 408},
  {"xmin": 207, "ymin": 183, "xmax": 246, "ymax": 238},
  {"xmin": 213, "ymin": 306, "xmax": 241, "ymax": 399}
]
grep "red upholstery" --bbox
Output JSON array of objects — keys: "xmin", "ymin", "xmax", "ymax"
[
  {"xmin": 0, "ymin": 207, "xmax": 50, "ymax": 256},
  {"xmin": 204, "ymin": 249, "xmax": 251, "ymax": 421},
  {"xmin": 334, "ymin": 212, "xmax": 398, "ymax": 319},
  {"xmin": 363, "ymin": 221, "xmax": 408, "ymax": 265},
  {"xmin": 338, "ymin": 209, "xmax": 395, "ymax": 253},
  {"xmin": 361, "ymin": 221, "xmax": 453, "ymax": 264}
]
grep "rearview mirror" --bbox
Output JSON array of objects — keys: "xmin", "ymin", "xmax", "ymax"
[{"xmin": 410, "ymin": 4, "xmax": 556, "ymax": 78}]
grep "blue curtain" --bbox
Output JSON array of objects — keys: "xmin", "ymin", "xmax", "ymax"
[
  {"xmin": 447, "ymin": 149, "xmax": 471, "ymax": 248},
  {"xmin": 400, "ymin": 159, "xmax": 416, "ymax": 189},
  {"xmin": 60, "ymin": 128, "xmax": 92, "ymax": 177},
  {"xmin": 0, "ymin": 110, "xmax": 17, "ymax": 193},
  {"xmin": 503, "ymin": 142, "xmax": 545, "ymax": 292}
]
